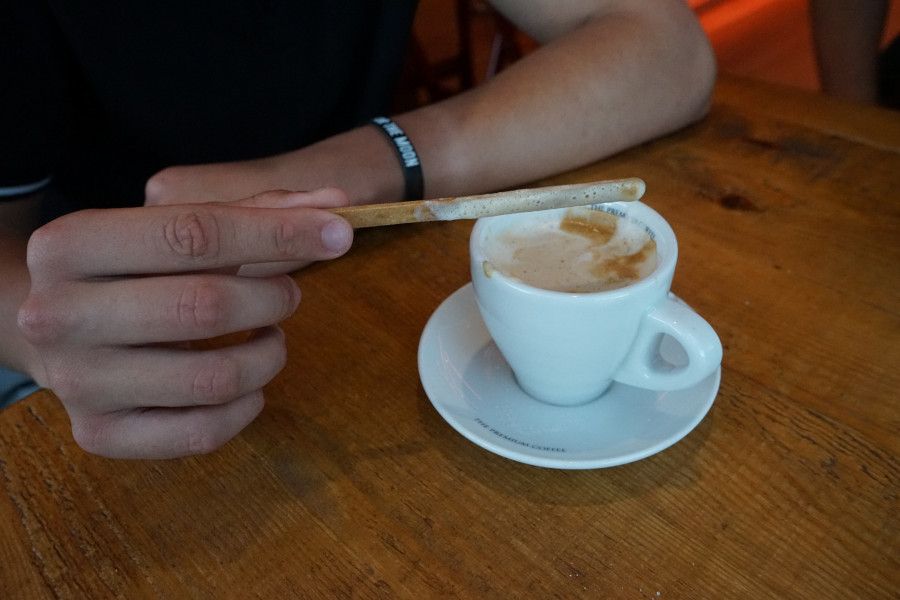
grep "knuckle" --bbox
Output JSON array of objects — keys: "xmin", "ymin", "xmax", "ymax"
[
  {"xmin": 24, "ymin": 226, "xmax": 55, "ymax": 270},
  {"xmin": 40, "ymin": 353, "xmax": 97, "ymax": 405},
  {"xmin": 162, "ymin": 211, "xmax": 223, "ymax": 262},
  {"xmin": 183, "ymin": 423, "xmax": 228, "ymax": 456},
  {"xmin": 180, "ymin": 391, "xmax": 265, "ymax": 455},
  {"xmin": 191, "ymin": 354, "xmax": 242, "ymax": 404},
  {"xmin": 25, "ymin": 213, "xmax": 83, "ymax": 274},
  {"xmin": 17, "ymin": 294, "xmax": 70, "ymax": 346},
  {"xmin": 274, "ymin": 276, "xmax": 302, "ymax": 320},
  {"xmin": 177, "ymin": 280, "xmax": 229, "ymax": 330},
  {"xmin": 70, "ymin": 416, "xmax": 108, "ymax": 456},
  {"xmin": 144, "ymin": 167, "xmax": 178, "ymax": 205},
  {"xmin": 272, "ymin": 220, "xmax": 300, "ymax": 259},
  {"xmin": 42, "ymin": 363, "xmax": 80, "ymax": 400}
]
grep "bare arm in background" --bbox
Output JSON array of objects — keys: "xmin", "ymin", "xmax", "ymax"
[
  {"xmin": 147, "ymin": 0, "xmax": 717, "ymax": 208},
  {"xmin": 810, "ymin": 0, "xmax": 888, "ymax": 104}
]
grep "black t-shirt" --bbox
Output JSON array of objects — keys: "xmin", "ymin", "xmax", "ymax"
[{"xmin": 1, "ymin": 1, "xmax": 419, "ymax": 208}]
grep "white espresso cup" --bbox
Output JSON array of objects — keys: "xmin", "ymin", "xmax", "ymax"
[{"xmin": 470, "ymin": 200, "xmax": 722, "ymax": 406}]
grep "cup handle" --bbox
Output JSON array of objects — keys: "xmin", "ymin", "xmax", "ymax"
[{"xmin": 613, "ymin": 293, "xmax": 722, "ymax": 391}]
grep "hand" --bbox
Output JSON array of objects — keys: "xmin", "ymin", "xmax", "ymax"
[
  {"xmin": 144, "ymin": 161, "xmax": 353, "ymax": 275},
  {"xmin": 18, "ymin": 189, "xmax": 353, "ymax": 459},
  {"xmin": 145, "ymin": 159, "xmax": 283, "ymax": 207}
]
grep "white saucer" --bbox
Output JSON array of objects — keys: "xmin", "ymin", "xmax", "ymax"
[{"xmin": 418, "ymin": 284, "xmax": 720, "ymax": 469}]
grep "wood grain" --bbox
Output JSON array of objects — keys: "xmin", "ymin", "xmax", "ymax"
[{"xmin": 1, "ymin": 75, "xmax": 897, "ymax": 599}]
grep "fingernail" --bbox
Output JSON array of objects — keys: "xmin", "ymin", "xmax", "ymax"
[{"xmin": 321, "ymin": 219, "xmax": 352, "ymax": 254}]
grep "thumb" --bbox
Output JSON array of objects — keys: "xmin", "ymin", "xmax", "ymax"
[{"xmin": 229, "ymin": 188, "xmax": 351, "ymax": 210}]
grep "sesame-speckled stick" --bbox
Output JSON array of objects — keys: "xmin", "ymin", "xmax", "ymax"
[{"xmin": 328, "ymin": 178, "xmax": 645, "ymax": 228}]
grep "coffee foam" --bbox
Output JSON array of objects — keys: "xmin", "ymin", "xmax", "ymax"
[{"xmin": 482, "ymin": 208, "xmax": 658, "ymax": 293}]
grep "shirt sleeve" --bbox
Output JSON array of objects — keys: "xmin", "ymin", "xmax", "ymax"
[{"xmin": 0, "ymin": 2, "xmax": 70, "ymax": 199}]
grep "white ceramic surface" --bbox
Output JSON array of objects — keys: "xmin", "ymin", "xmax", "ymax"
[
  {"xmin": 470, "ymin": 202, "xmax": 722, "ymax": 405},
  {"xmin": 418, "ymin": 284, "xmax": 720, "ymax": 469}
]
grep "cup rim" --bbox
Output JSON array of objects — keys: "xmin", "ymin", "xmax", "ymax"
[{"xmin": 471, "ymin": 200, "xmax": 677, "ymax": 299}]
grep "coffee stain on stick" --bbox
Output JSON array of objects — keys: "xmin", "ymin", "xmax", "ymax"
[
  {"xmin": 421, "ymin": 180, "xmax": 645, "ymax": 222},
  {"xmin": 329, "ymin": 179, "xmax": 646, "ymax": 228}
]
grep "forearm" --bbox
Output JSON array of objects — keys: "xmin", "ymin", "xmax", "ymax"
[
  {"xmin": 318, "ymin": 1, "xmax": 716, "ymax": 202},
  {"xmin": 147, "ymin": 1, "xmax": 715, "ymax": 207},
  {"xmin": 395, "ymin": 1, "xmax": 716, "ymax": 199}
]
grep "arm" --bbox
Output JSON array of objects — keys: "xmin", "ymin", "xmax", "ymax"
[
  {"xmin": 146, "ymin": 0, "xmax": 716, "ymax": 206},
  {"xmin": 810, "ymin": 0, "xmax": 888, "ymax": 104}
]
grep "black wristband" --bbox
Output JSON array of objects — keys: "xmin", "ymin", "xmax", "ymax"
[{"xmin": 371, "ymin": 116, "xmax": 424, "ymax": 202}]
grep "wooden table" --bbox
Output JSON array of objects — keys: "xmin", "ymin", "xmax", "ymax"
[{"xmin": 2, "ymin": 76, "xmax": 898, "ymax": 599}]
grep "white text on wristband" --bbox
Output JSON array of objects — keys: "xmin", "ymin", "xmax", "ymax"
[{"xmin": 371, "ymin": 116, "xmax": 424, "ymax": 201}]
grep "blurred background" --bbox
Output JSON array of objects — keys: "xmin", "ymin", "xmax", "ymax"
[{"xmin": 402, "ymin": 0, "xmax": 900, "ymax": 108}]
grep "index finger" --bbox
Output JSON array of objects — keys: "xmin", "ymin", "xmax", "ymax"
[{"xmin": 28, "ymin": 196, "xmax": 354, "ymax": 278}]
